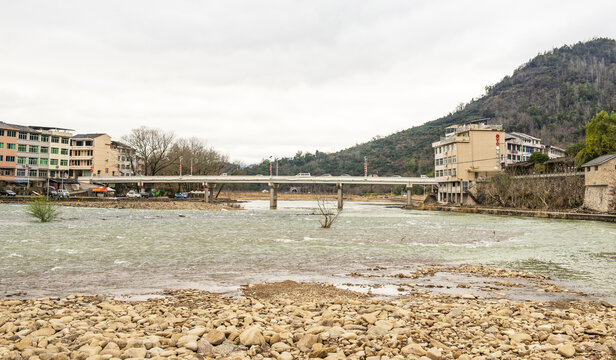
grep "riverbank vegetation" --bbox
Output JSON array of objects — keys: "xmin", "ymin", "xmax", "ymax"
[
  {"xmin": 25, "ymin": 197, "xmax": 61, "ymax": 222},
  {"xmin": 473, "ymin": 174, "xmax": 584, "ymax": 210}
]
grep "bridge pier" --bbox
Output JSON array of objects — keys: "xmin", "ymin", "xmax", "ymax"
[
  {"xmin": 203, "ymin": 183, "xmax": 208, "ymax": 203},
  {"xmin": 207, "ymin": 184, "xmax": 216, "ymax": 203},
  {"xmin": 337, "ymin": 183, "xmax": 343, "ymax": 210},
  {"xmin": 406, "ymin": 185, "xmax": 412, "ymax": 206},
  {"xmin": 269, "ymin": 183, "xmax": 278, "ymax": 209}
]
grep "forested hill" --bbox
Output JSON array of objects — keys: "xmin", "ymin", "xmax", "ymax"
[{"xmin": 247, "ymin": 38, "xmax": 616, "ymax": 176}]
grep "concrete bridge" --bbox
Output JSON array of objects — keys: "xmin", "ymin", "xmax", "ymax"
[{"xmin": 78, "ymin": 175, "xmax": 437, "ymax": 209}]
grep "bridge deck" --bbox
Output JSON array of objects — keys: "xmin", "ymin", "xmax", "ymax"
[{"xmin": 79, "ymin": 175, "xmax": 437, "ymax": 186}]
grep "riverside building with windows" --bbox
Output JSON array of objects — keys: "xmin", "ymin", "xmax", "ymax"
[
  {"xmin": 1, "ymin": 123, "xmax": 73, "ymax": 186},
  {"xmin": 69, "ymin": 133, "xmax": 119, "ymax": 177},
  {"xmin": 0, "ymin": 122, "xmax": 18, "ymax": 182},
  {"xmin": 432, "ymin": 120, "xmax": 505, "ymax": 204},
  {"xmin": 112, "ymin": 141, "xmax": 141, "ymax": 176}
]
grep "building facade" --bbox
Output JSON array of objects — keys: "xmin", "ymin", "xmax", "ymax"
[
  {"xmin": 582, "ymin": 154, "xmax": 616, "ymax": 212},
  {"xmin": 0, "ymin": 122, "xmax": 18, "ymax": 182},
  {"xmin": 503, "ymin": 132, "xmax": 543, "ymax": 165},
  {"xmin": 432, "ymin": 121, "xmax": 505, "ymax": 203},
  {"xmin": 112, "ymin": 141, "xmax": 141, "ymax": 176},
  {"xmin": 1, "ymin": 123, "xmax": 73, "ymax": 185},
  {"xmin": 70, "ymin": 134, "xmax": 119, "ymax": 177}
]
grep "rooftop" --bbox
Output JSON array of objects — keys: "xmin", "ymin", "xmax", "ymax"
[
  {"xmin": 72, "ymin": 133, "xmax": 108, "ymax": 139},
  {"xmin": 581, "ymin": 154, "xmax": 616, "ymax": 168}
]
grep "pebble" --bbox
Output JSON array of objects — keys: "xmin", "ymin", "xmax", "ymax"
[{"xmin": 0, "ymin": 284, "xmax": 613, "ymax": 360}]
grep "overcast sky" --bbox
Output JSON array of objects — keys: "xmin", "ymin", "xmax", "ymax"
[{"xmin": 1, "ymin": 1, "xmax": 615, "ymax": 164}]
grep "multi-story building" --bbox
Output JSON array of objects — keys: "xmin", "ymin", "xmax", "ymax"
[
  {"xmin": 503, "ymin": 132, "xmax": 543, "ymax": 165},
  {"xmin": 70, "ymin": 133, "xmax": 119, "ymax": 177},
  {"xmin": 432, "ymin": 120, "xmax": 505, "ymax": 203},
  {"xmin": 503, "ymin": 132, "xmax": 565, "ymax": 165},
  {"xmin": 2, "ymin": 123, "xmax": 73, "ymax": 186},
  {"xmin": 0, "ymin": 122, "xmax": 18, "ymax": 182},
  {"xmin": 112, "ymin": 141, "xmax": 141, "ymax": 176},
  {"xmin": 29, "ymin": 126, "xmax": 72, "ymax": 180},
  {"xmin": 544, "ymin": 145, "xmax": 566, "ymax": 159}
]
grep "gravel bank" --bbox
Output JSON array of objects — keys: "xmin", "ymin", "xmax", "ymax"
[{"xmin": 1, "ymin": 281, "xmax": 614, "ymax": 360}]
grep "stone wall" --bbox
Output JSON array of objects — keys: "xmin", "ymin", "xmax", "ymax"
[{"xmin": 584, "ymin": 185, "xmax": 614, "ymax": 212}]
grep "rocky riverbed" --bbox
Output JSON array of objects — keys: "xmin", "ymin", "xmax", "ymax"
[{"xmin": 1, "ymin": 280, "xmax": 615, "ymax": 360}]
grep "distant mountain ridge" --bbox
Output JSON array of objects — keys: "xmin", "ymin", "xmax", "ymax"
[{"xmin": 248, "ymin": 38, "xmax": 616, "ymax": 176}]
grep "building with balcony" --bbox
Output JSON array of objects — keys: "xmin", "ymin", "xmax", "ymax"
[
  {"xmin": 112, "ymin": 141, "xmax": 141, "ymax": 176},
  {"xmin": 69, "ymin": 133, "xmax": 119, "ymax": 177},
  {"xmin": 1, "ymin": 123, "xmax": 73, "ymax": 186},
  {"xmin": 0, "ymin": 122, "xmax": 18, "ymax": 182},
  {"xmin": 432, "ymin": 120, "xmax": 505, "ymax": 203},
  {"xmin": 503, "ymin": 132, "xmax": 565, "ymax": 165}
]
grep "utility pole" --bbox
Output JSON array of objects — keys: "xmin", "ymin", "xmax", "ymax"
[
  {"xmin": 364, "ymin": 156, "xmax": 368, "ymax": 177},
  {"xmin": 190, "ymin": 158, "xmax": 193, "ymax": 176},
  {"xmin": 179, "ymin": 156, "xmax": 183, "ymax": 176}
]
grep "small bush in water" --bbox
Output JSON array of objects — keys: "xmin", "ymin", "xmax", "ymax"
[{"xmin": 26, "ymin": 196, "xmax": 61, "ymax": 222}]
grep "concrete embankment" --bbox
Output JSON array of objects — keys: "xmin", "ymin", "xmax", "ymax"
[
  {"xmin": 407, "ymin": 203, "xmax": 616, "ymax": 223},
  {"xmin": 1, "ymin": 280, "xmax": 615, "ymax": 359}
]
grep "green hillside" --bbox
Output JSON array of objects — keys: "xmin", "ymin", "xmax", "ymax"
[{"xmin": 248, "ymin": 38, "xmax": 616, "ymax": 176}]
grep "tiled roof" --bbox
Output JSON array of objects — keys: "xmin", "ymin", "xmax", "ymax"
[{"xmin": 581, "ymin": 154, "xmax": 616, "ymax": 167}]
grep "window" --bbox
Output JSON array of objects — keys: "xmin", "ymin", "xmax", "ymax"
[
  {"xmin": 453, "ymin": 156, "xmax": 456, "ymax": 164},
  {"xmin": 40, "ymin": 158, "xmax": 48, "ymax": 165},
  {"xmin": 61, "ymin": 148, "xmax": 68, "ymax": 155},
  {"xmin": 40, "ymin": 147, "xmax": 48, "ymax": 153},
  {"xmin": 28, "ymin": 145, "xmax": 38, "ymax": 153},
  {"xmin": 7, "ymin": 143, "xmax": 15, "ymax": 149},
  {"xmin": 595, "ymin": 166, "xmax": 599, "ymax": 171},
  {"xmin": 6, "ymin": 156, "xmax": 15, "ymax": 162},
  {"xmin": 453, "ymin": 144, "xmax": 456, "ymax": 150},
  {"xmin": 16, "ymin": 169, "xmax": 25, "ymax": 176},
  {"xmin": 50, "ymin": 159, "xmax": 58, "ymax": 165},
  {"xmin": 7, "ymin": 130, "xmax": 16, "ymax": 137},
  {"xmin": 60, "ymin": 159, "xmax": 68, "ymax": 166},
  {"xmin": 41, "ymin": 135, "xmax": 49, "ymax": 142},
  {"xmin": 51, "ymin": 136, "xmax": 59, "ymax": 143},
  {"xmin": 28, "ymin": 158, "xmax": 38, "ymax": 165},
  {"xmin": 18, "ymin": 132, "xmax": 27, "ymax": 140},
  {"xmin": 29, "ymin": 170, "xmax": 37, "ymax": 177},
  {"xmin": 51, "ymin": 148, "xmax": 59, "ymax": 154},
  {"xmin": 17, "ymin": 157, "xmax": 25, "ymax": 164},
  {"xmin": 0, "ymin": 142, "xmax": 3, "ymax": 149},
  {"xmin": 0, "ymin": 155, "xmax": 2, "ymax": 161},
  {"xmin": 18, "ymin": 144, "xmax": 26, "ymax": 152},
  {"xmin": 39, "ymin": 170, "xmax": 47, "ymax": 177},
  {"xmin": 29, "ymin": 134, "xmax": 39, "ymax": 141},
  {"xmin": 507, "ymin": 154, "xmax": 511, "ymax": 160},
  {"xmin": 61, "ymin": 138, "xmax": 69, "ymax": 144},
  {"xmin": 0, "ymin": 129, "xmax": 3, "ymax": 136},
  {"xmin": 453, "ymin": 168, "xmax": 457, "ymax": 176}
]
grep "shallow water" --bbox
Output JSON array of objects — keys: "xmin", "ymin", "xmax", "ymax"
[{"xmin": 0, "ymin": 201, "xmax": 614, "ymax": 300}]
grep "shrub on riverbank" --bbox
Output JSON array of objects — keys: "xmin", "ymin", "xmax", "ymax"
[{"xmin": 25, "ymin": 197, "xmax": 61, "ymax": 222}]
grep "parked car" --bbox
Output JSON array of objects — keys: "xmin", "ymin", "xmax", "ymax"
[
  {"xmin": 340, "ymin": 174, "xmax": 351, "ymax": 177},
  {"xmin": 296, "ymin": 173, "xmax": 311, "ymax": 177},
  {"xmin": 126, "ymin": 190, "xmax": 141, "ymax": 198},
  {"xmin": 139, "ymin": 192, "xmax": 150, "ymax": 198},
  {"xmin": 220, "ymin": 173, "xmax": 228, "ymax": 176},
  {"xmin": 49, "ymin": 190, "xmax": 58, "ymax": 197},
  {"xmin": 174, "ymin": 192, "xmax": 188, "ymax": 198},
  {"xmin": 0, "ymin": 189, "xmax": 16, "ymax": 197},
  {"xmin": 321, "ymin": 174, "xmax": 332, "ymax": 176},
  {"xmin": 392, "ymin": 175, "xmax": 401, "ymax": 177},
  {"xmin": 57, "ymin": 189, "xmax": 70, "ymax": 198}
]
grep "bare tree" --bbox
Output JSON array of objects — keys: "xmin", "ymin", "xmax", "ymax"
[
  {"xmin": 166, "ymin": 137, "xmax": 229, "ymax": 175},
  {"xmin": 122, "ymin": 126, "xmax": 176, "ymax": 176},
  {"xmin": 316, "ymin": 199, "xmax": 341, "ymax": 228}
]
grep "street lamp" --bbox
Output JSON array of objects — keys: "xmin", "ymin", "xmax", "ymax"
[{"xmin": 179, "ymin": 156, "xmax": 183, "ymax": 176}]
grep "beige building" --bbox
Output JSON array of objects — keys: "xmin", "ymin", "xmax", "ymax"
[
  {"xmin": 432, "ymin": 121, "xmax": 505, "ymax": 203},
  {"xmin": 69, "ymin": 133, "xmax": 119, "ymax": 178},
  {"xmin": 112, "ymin": 141, "xmax": 141, "ymax": 176},
  {"xmin": 582, "ymin": 154, "xmax": 616, "ymax": 212}
]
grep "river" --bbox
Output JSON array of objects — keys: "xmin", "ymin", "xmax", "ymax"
[{"xmin": 0, "ymin": 201, "xmax": 614, "ymax": 301}]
